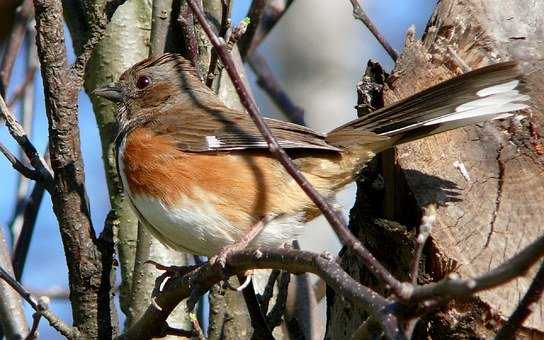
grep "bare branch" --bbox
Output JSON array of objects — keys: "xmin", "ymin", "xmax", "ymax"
[
  {"xmin": 12, "ymin": 180, "xmax": 46, "ymax": 280},
  {"xmin": 150, "ymin": 0, "xmax": 174, "ymax": 56},
  {"xmin": 237, "ymin": 274, "xmax": 274, "ymax": 339},
  {"xmin": 248, "ymin": 0, "xmax": 293, "ymax": 53},
  {"xmin": 190, "ymin": 312, "xmax": 206, "ymax": 340},
  {"xmin": 237, "ymin": 0, "xmax": 267, "ymax": 58},
  {"xmin": 118, "ymin": 248, "xmax": 401, "ymax": 340},
  {"xmin": 248, "ymin": 51, "xmax": 305, "ymax": 124},
  {"xmin": 0, "ymin": 229, "xmax": 28, "ymax": 339},
  {"xmin": 25, "ymin": 296, "xmax": 50, "ymax": 340},
  {"xmin": 258, "ymin": 269, "xmax": 280, "ymax": 312},
  {"xmin": 0, "ymin": 0, "xmax": 34, "ymax": 97},
  {"xmin": 71, "ymin": 0, "xmax": 128, "ymax": 82},
  {"xmin": 178, "ymin": 3, "xmax": 199, "ymax": 67},
  {"xmin": 0, "ymin": 95, "xmax": 53, "ymax": 189},
  {"xmin": 6, "ymin": 65, "xmax": 37, "ymax": 108},
  {"xmin": 0, "ymin": 265, "xmax": 78, "ymax": 339},
  {"xmin": 187, "ymin": 0, "xmax": 407, "ymax": 301},
  {"xmin": 409, "ymin": 205, "xmax": 436, "ymax": 284},
  {"xmin": 0, "ymin": 143, "xmax": 40, "ymax": 181},
  {"xmin": 495, "ymin": 261, "xmax": 544, "ymax": 339},
  {"xmin": 408, "ymin": 233, "xmax": 544, "ymax": 302},
  {"xmin": 348, "ymin": 0, "xmax": 398, "ymax": 61},
  {"xmin": 205, "ymin": 0, "xmax": 232, "ymax": 87},
  {"xmin": 34, "ymin": 0, "xmax": 120, "ymax": 336},
  {"xmin": 266, "ymin": 270, "xmax": 290, "ymax": 328},
  {"xmin": 206, "ymin": 17, "xmax": 249, "ymax": 88}
]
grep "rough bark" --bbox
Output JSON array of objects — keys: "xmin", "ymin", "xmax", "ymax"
[
  {"xmin": 329, "ymin": 0, "xmax": 544, "ymax": 338},
  {"xmin": 70, "ymin": 0, "xmax": 150, "ymax": 317},
  {"xmin": 0, "ymin": 230, "xmax": 28, "ymax": 339},
  {"xmin": 34, "ymin": 0, "xmax": 118, "ymax": 337}
]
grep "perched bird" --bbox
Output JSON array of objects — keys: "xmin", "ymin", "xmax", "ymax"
[{"xmin": 94, "ymin": 53, "xmax": 529, "ymax": 257}]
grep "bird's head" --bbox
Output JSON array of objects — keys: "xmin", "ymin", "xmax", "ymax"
[{"xmin": 93, "ymin": 53, "xmax": 216, "ymax": 128}]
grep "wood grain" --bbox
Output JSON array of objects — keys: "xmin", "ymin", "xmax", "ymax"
[{"xmin": 383, "ymin": 0, "xmax": 544, "ymax": 332}]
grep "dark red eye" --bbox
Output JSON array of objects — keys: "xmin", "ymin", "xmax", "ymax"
[{"xmin": 136, "ymin": 75, "xmax": 151, "ymax": 89}]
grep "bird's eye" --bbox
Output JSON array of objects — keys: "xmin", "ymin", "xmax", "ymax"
[{"xmin": 136, "ymin": 75, "xmax": 151, "ymax": 89}]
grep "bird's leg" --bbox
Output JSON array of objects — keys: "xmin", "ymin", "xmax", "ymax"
[{"xmin": 209, "ymin": 216, "xmax": 271, "ymax": 269}]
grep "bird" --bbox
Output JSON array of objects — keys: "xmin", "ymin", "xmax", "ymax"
[{"xmin": 93, "ymin": 53, "xmax": 529, "ymax": 258}]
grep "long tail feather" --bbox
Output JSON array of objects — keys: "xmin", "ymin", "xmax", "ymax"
[{"xmin": 327, "ymin": 62, "xmax": 529, "ymax": 151}]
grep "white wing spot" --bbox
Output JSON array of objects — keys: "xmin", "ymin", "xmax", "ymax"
[{"xmin": 206, "ymin": 136, "xmax": 222, "ymax": 148}]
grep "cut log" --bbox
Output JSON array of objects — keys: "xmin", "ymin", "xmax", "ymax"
[{"xmin": 327, "ymin": 0, "xmax": 544, "ymax": 338}]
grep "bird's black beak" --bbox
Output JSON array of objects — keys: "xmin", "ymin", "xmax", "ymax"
[{"xmin": 93, "ymin": 84, "xmax": 123, "ymax": 102}]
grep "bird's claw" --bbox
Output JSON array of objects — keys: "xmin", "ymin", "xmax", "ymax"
[{"xmin": 145, "ymin": 260, "xmax": 201, "ymax": 298}]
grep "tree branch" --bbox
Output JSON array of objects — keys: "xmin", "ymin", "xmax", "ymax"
[
  {"xmin": 33, "ymin": 0, "xmax": 121, "ymax": 336},
  {"xmin": 0, "ymin": 229, "xmax": 28, "ymax": 339},
  {"xmin": 348, "ymin": 0, "xmax": 398, "ymax": 61},
  {"xmin": 0, "ymin": 264, "xmax": 77, "ymax": 339},
  {"xmin": 408, "ymin": 233, "xmax": 544, "ymax": 303},
  {"xmin": 495, "ymin": 261, "xmax": 544, "ymax": 339},
  {"xmin": 237, "ymin": 0, "xmax": 267, "ymax": 59},
  {"xmin": 0, "ymin": 94, "xmax": 53, "ymax": 189},
  {"xmin": 247, "ymin": 0, "xmax": 293, "ymax": 54},
  {"xmin": 0, "ymin": 0, "xmax": 34, "ymax": 97},
  {"xmin": 118, "ymin": 248, "xmax": 401, "ymax": 340},
  {"xmin": 248, "ymin": 51, "xmax": 305, "ymax": 124}
]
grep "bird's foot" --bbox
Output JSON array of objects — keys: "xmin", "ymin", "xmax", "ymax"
[
  {"xmin": 209, "ymin": 216, "xmax": 271, "ymax": 271},
  {"xmin": 145, "ymin": 260, "xmax": 202, "ymax": 298}
]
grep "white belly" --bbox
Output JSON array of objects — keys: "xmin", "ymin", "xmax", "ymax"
[{"xmin": 129, "ymin": 193, "xmax": 304, "ymax": 257}]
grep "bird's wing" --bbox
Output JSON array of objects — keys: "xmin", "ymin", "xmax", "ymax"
[{"xmin": 145, "ymin": 106, "xmax": 343, "ymax": 152}]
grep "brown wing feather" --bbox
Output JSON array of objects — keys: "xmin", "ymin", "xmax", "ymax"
[{"xmin": 144, "ymin": 105, "xmax": 342, "ymax": 152}]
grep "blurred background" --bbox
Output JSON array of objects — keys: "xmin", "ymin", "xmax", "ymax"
[{"xmin": 0, "ymin": 0, "xmax": 434, "ymax": 338}]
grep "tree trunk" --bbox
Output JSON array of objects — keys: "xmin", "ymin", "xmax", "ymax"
[{"xmin": 328, "ymin": 0, "xmax": 544, "ymax": 338}]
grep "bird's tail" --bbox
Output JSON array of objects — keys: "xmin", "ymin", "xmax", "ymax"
[{"xmin": 326, "ymin": 62, "xmax": 529, "ymax": 153}]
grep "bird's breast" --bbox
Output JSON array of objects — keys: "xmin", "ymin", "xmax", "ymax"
[{"xmin": 116, "ymin": 126, "xmax": 311, "ymax": 256}]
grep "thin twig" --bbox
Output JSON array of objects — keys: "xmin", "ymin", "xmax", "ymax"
[
  {"xmin": 237, "ymin": 0, "xmax": 267, "ymax": 58},
  {"xmin": 178, "ymin": 2, "xmax": 199, "ymax": 67},
  {"xmin": 0, "ymin": 0, "xmax": 34, "ymax": 97},
  {"xmin": 12, "ymin": 180, "xmax": 47, "ymax": 280},
  {"xmin": 248, "ymin": 0, "xmax": 293, "ymax": 54},
  {"xmin": 409, "ymin": 233, "xmax": 544, "ymax": 302},
  {"xmin": 0, "ymin": 143, "xmax": 40, "ymax": 181},
  {"xmin": 190, "ymin": 312, "xmax": 206, "ymax": 340},
  {"xmin": 6, "ymin": 66, "xmax": 37, "ymax": 108},
  {"xmin": 205, "ymin": 0, "xmax": 231, "ymax": 88},
  {"xmin": 348, "ymin": 0, "xmax": 398, "ymax": 61},
  {"xmin": 259, "ymin": 269, "xmax": 281, "ymax": 312},
  {"xmin": 266, "ymin": 270, "xmax": 290, "ymax": 328},
  {"xmin": 0, "ymin": 94, "xmax": 53, "ymax": 189},
  {"xmin": 410, "ymin": 205, "xmax": 436, "ymax": 284},
  {"xmin": 206, "ymin": 18, "xmax": 249, "ymax": 87},
  {"xmin": 495, "ymin": 261, "xmax": 544, "ymax": 340},
  {"xmin": 0, "ymin": 265, "xmax": 78, "ymax": 339},
  {"xmin": 187, "ymin": 0, "xmax": 407, "ymax": 302},
  {"xmin": 238, "ymin": 273, "xmax": 275, "ymax": 339},
  {"xmin": 0, "ymin": 227, "xmax": 28, "ymax": 339},
  {"xmin": 9, "ymin": 28, "xmax": 38, "ymax": 247},
  {"xmin": 25, "ymin": 296, "xmax": 49, "ymax": 340},
  {"xmin": 248, "ymin": 51, "xmax": 305, "ymax": 124}
]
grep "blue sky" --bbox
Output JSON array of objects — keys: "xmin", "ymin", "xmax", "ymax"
[{"xmin": 0, "ymin": 0, "xmax": 434, "ymax": 337}]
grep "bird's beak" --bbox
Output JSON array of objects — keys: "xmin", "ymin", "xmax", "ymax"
[{"xmin": 93, "ymin": 84, "xmax": 123, "ymax": 102}]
